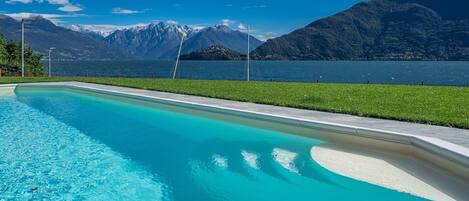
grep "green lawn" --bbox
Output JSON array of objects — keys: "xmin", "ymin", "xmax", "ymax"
[{"xmin": 1, "ymin": 77, "xmax": 468, "ymax": 129}]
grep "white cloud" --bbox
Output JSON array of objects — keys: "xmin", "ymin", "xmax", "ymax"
[
  {"xmin": 6, "ymin": 12, "xmax": 59, "ymax": 20},
  {"xmin": 221, "ymin": 19, "xmax": 235, "ymax": 26},
  {"xmin": 252, "ymin": 30, "xmax": 278, "ymax": 41},
  {"xmin": 111, "ymin": 8, "xmax": 141, "ymax": 15},
  {"xmin": 47, "ymin": 0, "xmax": 69, "ymax": 5},
  {"xmin": 6, "ymin": 0, "xmax": 33, "ymax": 4},
  {"xmin": 4, "ymin": 12, "xmax": 87, "ymax": 25},
  {"xmin": 189, "ymin": 24, "xmax": 207, "ymax": 31},
  {"xmin": 237, "ymin": 23, "xmax": 277, "ymax": 41},
  {"xmin": 5, "ymin": 13, "xmax": 56, "ymax": 24},
  {"xmin": 166, "ymin": 20, "xmax": 178, "ymax": 25},
  {"xmin": 238, "ymin": 23, "xmax": 247, "ymax": 31},
  {"xmin": 255, "ymin": 34, "xmax": 277, "ymax": 42},
  {"xmin": 244, "ymin": 5, "xmax": 267, "ymax": 9},
  {"xmin": 6, "ymin": 0, "xmax": 69, "ymax": 5},
  {"xmin": 58, "ymin": 4, "xmax": 82, "ymax": 12},
  {"xmin": 5, "ymin": 0, "xmax": 82, "ymax": 12}
]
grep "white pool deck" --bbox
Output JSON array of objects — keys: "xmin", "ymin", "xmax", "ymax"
[{"xmin": 2, "ymin": 81, "xmax": 469, "ymax": 200}]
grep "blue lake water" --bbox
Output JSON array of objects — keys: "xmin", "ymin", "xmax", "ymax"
[
  {"xmin": 0, "ymin": 86, "xmax": 426, "ymax": 201},
  {"xmin": 47, "ymin": 60, "xmax": 469, "ymax": 86}
]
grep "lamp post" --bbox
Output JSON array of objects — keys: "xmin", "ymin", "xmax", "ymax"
[
  {"xmin": 247, "ymin": 25, "xmax": 251, "ymax": 81},
  {"xmin": 173, "ymin": 32, "xmax": 187, "ymax": 80},
  {"xmin": 21, "ymin": 18, "xmax": 25, "ymax": 78},
  {"xmin": 48, "ymin": 47, "xmax": 56, "ymax": 77}
]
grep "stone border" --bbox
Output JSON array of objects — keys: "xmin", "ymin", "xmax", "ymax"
[{"xmin": 3, "ymin": 82, "xmax": 469, "ymax": 180}]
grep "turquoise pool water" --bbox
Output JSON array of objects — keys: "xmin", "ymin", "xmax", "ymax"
[{"xmin": 0, "ymin": 87, "xmax": 425, "ymax": 201}]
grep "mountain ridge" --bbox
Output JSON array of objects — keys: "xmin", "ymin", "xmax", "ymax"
[
  {"xmin": 0, "ymin": 14, "xmax": 134, "ymax": 60},
  {"xmin": 0, "ymin": 15, "xmax": 263, "ymax": 60},
  {"xmin": 102, "ymin": 23, "xmax": 262, "ymax": 59},
  {"xmin": 104, "ymin": 22, "xmax": 196, "ymax": 59},
  {"xmin": 252, "ymin": 0, "xmax": 469, "ymax": 60}
]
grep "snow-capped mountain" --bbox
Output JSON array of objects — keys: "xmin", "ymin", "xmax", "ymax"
[
  {"xmin": 68, "ymin": 24, "xmax": 148, "ymax": 38},
  {"xmin": 70, "ymin": 21, "xmax": 263, "ymax": 59},
  {"xmin": 104, "ymin": 22, "xmax": 199, "ymax": 59},
  {"xmin": 0, "ymin": 15, "xmax": 261, "ymax": 60}
]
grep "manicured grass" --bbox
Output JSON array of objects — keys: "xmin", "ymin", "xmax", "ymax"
[{"xmin": 1, "ymin": 77, "xmax": 469, "ymax": 129}]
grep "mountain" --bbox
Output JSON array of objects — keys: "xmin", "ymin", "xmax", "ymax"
[
  {"xmin": 68, "ymin": 24, "xmax": 107, "ymax": 41},
  {"xmin": 68, "ymin": 24, "xmax": 151, "ymax": 42},
  {"xmin": 0, "ymin": 15, "xmax": 134, "ymax": 60},
  {"xmin": 180, "ymin": 45, "xmax": 245, "ymax": 60},
  {"xmin": 0, "ymin": 15, "xmax": 262, "ymax": 60},
  {"xmin": 103, "ymin": 23, "xmax": 262, "ymax": 59},
  {"xmin": 181, "ymin": 25, "xmax": 262, "ymax": 55},
  {"xmin": 105, "ymin": 22, "xmax": 196, "ymax": 59},
  {"xmin": 252, "ymin": 0, "xmax": 469, "ymax": 60}
]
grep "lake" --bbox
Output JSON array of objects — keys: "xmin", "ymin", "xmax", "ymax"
[{"xmin": 46, "ymin": 60, "xmax": 469, "ymax": 86}]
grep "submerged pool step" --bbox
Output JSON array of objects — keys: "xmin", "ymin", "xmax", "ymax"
[{"xmin": 0, "ymin": 86, "xmax": 16, "ymax": 97}]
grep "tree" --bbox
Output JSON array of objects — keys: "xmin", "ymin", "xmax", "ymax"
[
  {"xmin": 5, "ymin": 41, "xmax": 20, "ymax": 65},
  {"xmin": 25, "ymin": 46, "xmax": 44, "ymax": 76},
  {"xmin": 0, "ymin": 34, "xmax": 6, "ymax": 64},
  {"xmin": 0, "ymin": 39, "xmax": 44, "ymax": 76}
]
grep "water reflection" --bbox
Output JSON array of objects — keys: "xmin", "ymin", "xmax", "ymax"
[
  {"xmin": 241, "ymin": 150, "xmax": 259, "ymax": 170},
  {"xmin": 212, "ymin": 154, "xmax": 228, "ymax": 168},
  {"xmin": 272, "ymin": 148, "xmax": 299, "ymax": 174},
  {"xmin": 190, "ymin": 139, "xmax": 338, "ymax": 188}
]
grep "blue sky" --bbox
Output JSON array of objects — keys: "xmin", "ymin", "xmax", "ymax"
[{"xmin": 1, "ymin": 0, "xmax": 361, "ymax": 40}]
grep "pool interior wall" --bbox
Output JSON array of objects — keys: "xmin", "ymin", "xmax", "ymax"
[
  {"xmin": 21, "ymin": 85, "xmax": 469, "ymax": 181},
  {"xmin": 1, "ymin": 85, "xmax": 468, "ymax": 200},
  {"xmin": 13, "ymin": 85, "xmax": 469, "ymax": 176}
]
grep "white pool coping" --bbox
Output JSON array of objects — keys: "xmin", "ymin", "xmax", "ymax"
[
  {"xmin": 0, "ymin": 85, "xmax": 15, "ymax": 96},
  {"xmin": 3, "ymin": 82, "xmax": 469, "ymax": 179}
]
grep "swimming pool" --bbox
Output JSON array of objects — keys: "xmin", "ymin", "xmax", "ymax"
[{"xmin": 0, "ymin": 85, "xmax": 451, "ymax": 200}]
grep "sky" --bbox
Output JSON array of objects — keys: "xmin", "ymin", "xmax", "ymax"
[{"xmin": 0, "ymin": 0, "xmax": 361, "ymax": 40}]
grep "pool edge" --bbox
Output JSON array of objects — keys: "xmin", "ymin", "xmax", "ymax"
[{"xmin": 5, "ymin": 82, "xmax": 469, "ymax": 181}]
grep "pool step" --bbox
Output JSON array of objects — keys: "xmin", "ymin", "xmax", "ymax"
[{"xmin": 0, "ymin": 86, "xmax": 16, "ymax": 97}]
